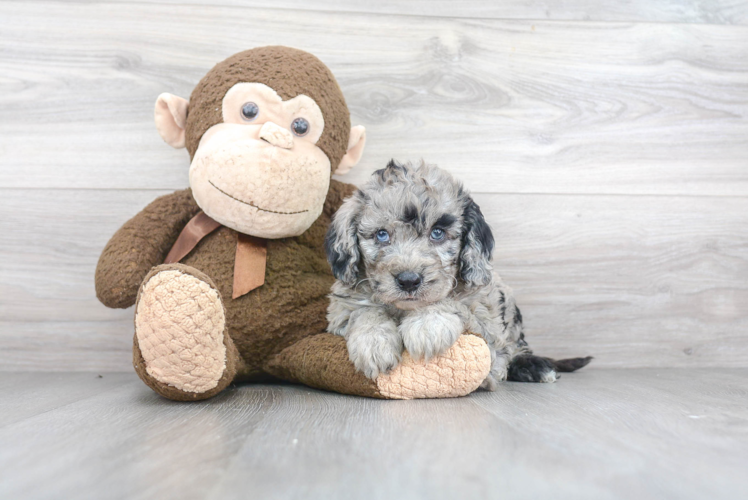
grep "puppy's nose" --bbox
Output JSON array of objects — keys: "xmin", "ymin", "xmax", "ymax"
[{"xmin": 396, "ymin": 271, "xmax": 422, "ymax": 292}]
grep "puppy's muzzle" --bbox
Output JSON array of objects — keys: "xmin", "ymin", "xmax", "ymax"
[{"xmin": 395, "ymin": 271, "xmax": 422, "ymax": 292}]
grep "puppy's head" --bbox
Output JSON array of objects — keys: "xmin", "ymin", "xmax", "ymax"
[{"xmin": 325, "ymin": 160, "xmax": 494, "ymax": 309}]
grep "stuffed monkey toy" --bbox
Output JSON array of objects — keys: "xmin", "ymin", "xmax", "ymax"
[{"xmin": 95, "ymin": 47, "xmax": 491, "ymax": 401}]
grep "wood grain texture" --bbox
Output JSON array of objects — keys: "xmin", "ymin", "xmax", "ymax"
[
  {"xmin": 1, "ymin": 2, "xmax": 747, "ymax": 195},
  {"xmin": 2, "ymin": 189, "xmax": 746, "ymax": 371},
  {"xmin": 0, "ymin": 2, "xmax": 746, "ymax": 371},
  {"xmin": 0, "ymin": 372, "xmax": 133, "ymax": 427},
  {"xmin": 1, "ymin": 370, "xmax": 746, "ymax": 499},
  {"xmin": 32, "ymin": 0, "xmax": 748, "ymax": 25}
]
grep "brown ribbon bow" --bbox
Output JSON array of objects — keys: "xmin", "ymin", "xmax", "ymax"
[{"xmin": 164, "ymin": 211, "xmax": 267, "ymax": 299}]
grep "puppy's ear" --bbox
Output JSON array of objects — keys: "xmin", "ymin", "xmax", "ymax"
[
  {"xmin": 325, "ymin": 192, "xmax": 363, "ymax": 285},
  {"xmin": 459, "ymin": 198, "xmax": 494, "ymax": 287}
]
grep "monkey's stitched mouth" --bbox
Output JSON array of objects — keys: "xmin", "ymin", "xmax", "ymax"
[{"xmin": 209, "ymin": 180, "xmax": 309, "ymax": 215}]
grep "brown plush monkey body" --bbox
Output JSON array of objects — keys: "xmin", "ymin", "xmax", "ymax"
[
  {"xmin": 95, "ymin": 47, "xmax": 491, "ymax": 401},
  {"xmin": 98, "ymin": 182, "xmax": 359, "ymax": 400}
]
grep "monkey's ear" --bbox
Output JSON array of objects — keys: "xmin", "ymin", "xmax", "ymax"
[
  {"xmin": 154, "ymin": 93, "xmax": 188, "ymax": 149},
  {"xmin": 334, "ymin": 125, "xmax": 366, "ymax": 175}
]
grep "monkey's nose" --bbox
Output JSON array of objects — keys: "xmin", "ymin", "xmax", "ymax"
[
  {"xmin": 259, "ymin": 122, "xmax": 294, "ymax": 149},
  {"xmin": 395, "ymin": 271, "xmax": 422, "ymax": 292}
]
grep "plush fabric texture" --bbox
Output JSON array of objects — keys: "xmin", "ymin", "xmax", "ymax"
[
  {"xmin": 265, "ymin": 333, "xmax": 382, "ymax": 398},
  {"xmin": 181, "ymin": 180, "xmax": 355, "ymax": 378},
  {"xmin": 189, "ymin": 127, "xmax": 332, "ymax": 238},
  {"xmin": 265, "ymin": 333, "xmax": 492, "ymax": 400},
  {"xmin": 184, "ymin": 46, "xmax": 351, "ymax": 172},
  {"xmin": 375, "ymin": 334, "xmax": 492, "ymax": 400},
  {"xmin": 96, "ymin": 189, "xmax": 202, "ymax": 309},
  {"xmin": 101, "ymin": 181, "xmax": 355, "ymax": 384},
  {"xmin": 259, "ymin": 121, "xmax": 295, "ymax": 149},
  {"xmin": 135, "ymin": 268, "xmax": 227, "ymax": 393},
  {"xmin": 133, "ymin": 264, "xmax": 241, "ymax": 402},
  {"xmin": 155, "ymin": 93, "xmax": 188, "ymax": 148}
]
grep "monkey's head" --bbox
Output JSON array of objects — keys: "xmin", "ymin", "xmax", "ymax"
[{"xmin": 154, "ymin": 46, "xmax": 366, "ymax": 239}]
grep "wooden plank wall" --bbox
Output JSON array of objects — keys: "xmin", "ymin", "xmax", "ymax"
[{"xmin": 1, "ymin": 1, "xmax": 747, "ymax": 371}]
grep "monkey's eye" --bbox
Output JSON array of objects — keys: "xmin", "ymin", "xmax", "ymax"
[
  {"xmin": 376, "ymin": 229, "xmax": 390, "ymax": 243},
  {"xmin": 291, "ymin": 117, "xmax": 309, "ymax": 137},
  {"xmin": 241, "ymin": 102, "xmax": 259, "ymax": 121},
  {"xmin": 430, "ymin": 228, "xmax": 445, "ymax": 241}
]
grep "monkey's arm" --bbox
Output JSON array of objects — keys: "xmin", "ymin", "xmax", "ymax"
[
  {"xmin": 264, "ymin": 332, "xmax": 491, "ymax": 400},
  {"xmin": 95, "ymin": 188, "xmax": 201, "ymax": 309}
]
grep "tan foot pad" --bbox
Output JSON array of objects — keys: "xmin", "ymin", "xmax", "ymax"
[
  {"xmin": 376, "ymin": 335, "xmax": 491, "ymax": 400},
  {"xmin": 135, "ymin": 269, "xmax": 226, "ymax": 393}
]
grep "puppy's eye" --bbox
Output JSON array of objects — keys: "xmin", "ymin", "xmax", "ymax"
[
  {"xmin": 241, "ymin": 102, "xmax": 259, "ymax": 121},
  {"xmin": 376, "ymin": 229, "xmax": 390, "ymax": 243},
  {"xmin": 430, "ymin": 228, "xmax": 445, "ymax": 241},
  {"xmin": 291, "ymin": 117, "xmax": 309, "ymax": 137}
]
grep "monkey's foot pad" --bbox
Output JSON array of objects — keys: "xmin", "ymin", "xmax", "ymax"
[
  {"xmin": 376, "ymin": 335, "xmax": 491, "ymax": 399},
  {"xmin": 135, "ymin": 269, "xmax": 227, "ymax": 394}
]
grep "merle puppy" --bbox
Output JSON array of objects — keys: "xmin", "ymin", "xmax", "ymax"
[{"xmin": 325, "ymin": 161, "xmax": 591, "ymax": 388}]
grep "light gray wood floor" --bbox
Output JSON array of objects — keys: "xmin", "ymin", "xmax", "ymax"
[{"xmin": 1, "ymin": 369, "xmax": 746, "ymax": 500}]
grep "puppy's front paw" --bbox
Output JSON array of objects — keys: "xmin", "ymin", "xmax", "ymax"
[
  {"xmin": 399, "ymin": 311, "xmax": 463, "ymax": 361},
  {"xmin": 346, "ymin": 322, "xmax": 403, "ymax": 380},
  {"xmin": 481, "ymin": 354, "xmax": 509, "ymax": 391}
]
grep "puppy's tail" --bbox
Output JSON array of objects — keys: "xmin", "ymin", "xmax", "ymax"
[
  {"xmin": 551, "ymin": 356, "xmax": 593, "ymax": 372},
  {"xmin": 507, "ymin": 354, "xmax": 593, "ymax": 382}
]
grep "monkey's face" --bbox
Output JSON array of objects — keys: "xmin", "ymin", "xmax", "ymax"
[
  {"xmin": 154, "ymin": 47, "xmax": 367, "ymax": 239},
  {"xmin": 187, "ymin": 83, "xmax": 330, "ymax": 238}
]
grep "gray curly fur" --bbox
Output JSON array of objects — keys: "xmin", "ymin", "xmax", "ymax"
[{"xmin": 325, "ymin": 160, "xmax": 586, "ymax": 386}]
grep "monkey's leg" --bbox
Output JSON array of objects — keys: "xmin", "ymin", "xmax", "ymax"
[
  {"xmin": 133, "ymin": 264, "xmax": 240, "ymax": 401},
  {"xmin": 265, "ymin": 333, "xmax": 491, "ymax": 399}
]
